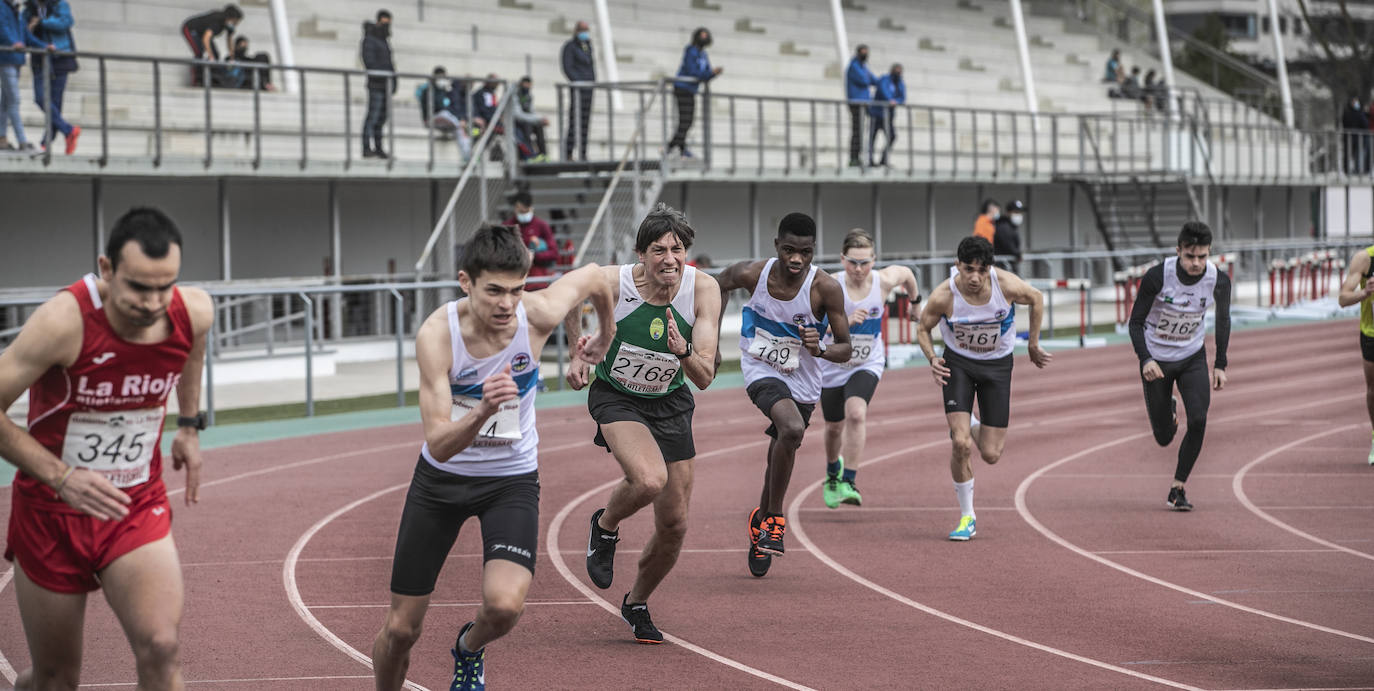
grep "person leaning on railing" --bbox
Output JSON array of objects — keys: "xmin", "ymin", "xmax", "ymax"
[
  {"xmin": 0, "ymin": 0, "xmax": 41, "ymax": 153},
  {"xmin": 22, "ymin": 0, "xmax": 78, "ymax": 154},
  {"xmin": 667, "ymin": 27, "xmax": 721, "ymax": 159}
]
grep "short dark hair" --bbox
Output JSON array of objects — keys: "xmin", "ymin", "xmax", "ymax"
[
  {"xmin": 224, "ymin": 4, "xmax": 243, "ymax": 20},
  {"xmin": 980, "ymin": 198, "xmax": 1000, "ymax": 214},
  {"xmin": 855, "ymin": 44, "xmax": 868, "ymax": 54},
  {"xmin": 1177, "ymin": 221, "xmax": 1213, "ymax": 249},
  {"xmin": 634, "ymin": 203, "xmax": 695, "ymax": 253},
  {"xmin": 460, "ymin": 223, "xmax": 531, "ymax": 279},
  {"xmin": 376, "ymin": 9, "xmax": 392, "ymax": 22},
  {"xmin": 956, "ymin": 236, "xmax": 995, "ymax": 268},
  {"xmin": 778, "ymin": 212, "xmax": 816, "ymax": 239},
  {"xmin": 511, "ymin": 191, "xmax": 533, "ymax": 207},
  {"xmin": 432, "ymin": 66, "xmax": 447, "ymax": 77},
  {"xmin": 106, "ymin": 208, "xmax": 184, "ymax": 272},
  {"xmin": 519, "ymin": 75, "xmax": 532, "ymax": 85}
]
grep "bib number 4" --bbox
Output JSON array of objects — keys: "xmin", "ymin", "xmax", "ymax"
[{"xmin": 452, "ymin": 395, "xmax": 522, "ymax": 445}]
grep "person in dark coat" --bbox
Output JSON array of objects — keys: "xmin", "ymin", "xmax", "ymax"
[
  {"xmin": 360, "ymin": 9, "xmax": 394, "ymax": 159},
  {"xmin": 1343, "ymin": 96, "xmax": 1371, "ymax": 175},
  {"xmin": 667, "ymin": 27, "xmax": 721, "ymax": 157},
  {"xmin": 867, "ymin": 63, "xmax": 903, "ymax": 167},
  {"xmin": 224, "ymin": 35, "xmax": 273, "ymax": 90},
  {"xmin": 560, "ymin": 20, "xmax": 594, "ymax": 160},
  {"xmin": 993, "ymin": 199, "xmax": 1025, "ymax": 274},
  {"xmin": 181, "ymin": 4, "xmax": 241, "ymax": 86},
  {"xmin": 845, "ymin": 44, "xmax": 876, "ymax": 167}
]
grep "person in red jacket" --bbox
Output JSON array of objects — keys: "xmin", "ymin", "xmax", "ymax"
[{"xmin": 505, "ymin": 191, "xmax": 559, "ymax": 280}]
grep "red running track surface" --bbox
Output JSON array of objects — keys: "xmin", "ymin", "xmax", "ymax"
[{"xmin": 1, "ymin": 320, "xmax": 1372, "ymax": 690}]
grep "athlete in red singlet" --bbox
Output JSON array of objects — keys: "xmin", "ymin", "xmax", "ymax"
[{"xmin": 0, "ymin": 208, "xmax": 213, "ymax": 691}]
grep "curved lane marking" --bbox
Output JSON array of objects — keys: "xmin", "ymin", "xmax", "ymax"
[
  {"xmin": 1232, "ymin": 423, "xmax": 1374, "ymax": 562},
  {"xmin": 546, "ymin": 438, "xmax": 818, "ymax": 691},
  {"xmin": 788, "ymin": 440, "xmax": 1205, "ymax": 690},
  {"xmin": 1015, "ymin": 394, "xmax": 1374, "ymax": 645}
]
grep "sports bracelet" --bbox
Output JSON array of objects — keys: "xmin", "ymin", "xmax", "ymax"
[{"xmin": 54, "ymin": 466, "xmax": 76, "ymax": 495}]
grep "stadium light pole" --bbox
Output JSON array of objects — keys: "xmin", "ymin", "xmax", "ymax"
[
  {"xmin": 268, "ymin": 0, "xmax": 299, "ymax": 94},
  {"xmin": 592, "ymin": 0, "xmax": 623, "ymax": 110},
  {"xmin": 1008, "ymin": 0, "xmax": 1039, "ymax": 127},
  {"xmin": 1149, "ymin": 0, "xmax": 1178, "ymax": 118},
  {"xmin": 1264, "ymin": 0, "xmax": 1295, "ymax": 128},
  {"xmin": 828, "ymin": 0, "xmax": 850, "ymax": 86}
]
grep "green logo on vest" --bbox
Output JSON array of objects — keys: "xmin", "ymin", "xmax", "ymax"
[{"xmin": 649, "ymin": 317, "xmax": 665, "ymax": 340}]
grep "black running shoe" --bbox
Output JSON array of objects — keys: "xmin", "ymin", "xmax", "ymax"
[
  {"xmin": 620, "ymin": 594, "xmax": 664, "ymax": 644},
  {"xmin": 586, "ymin": 508, "xmax": 619, "ymax": 589},
  {"xmin": 747, "ymin": 508, "xmax": 771, "ymax": 577},
  {"xmin": 755, "ymin": 514, "xmax": 786, "ymax": 555},
  {"xmin": 1167, "ymin": 486, "xmax": 1193, "ymax": 511}
]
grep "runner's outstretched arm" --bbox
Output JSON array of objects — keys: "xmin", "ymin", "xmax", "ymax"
[
  {"xmin": 560, "ymin": 265, "xmax": 620, "ymax": 390},
  {"xmin": 171, "ymin": 287, "xmax": 214, "ymax": 505},
  {"xmin": 878, "ymin": 264, "xmax": 922, "ymax": 319},
  {"xmin": 1339, "ymin": 250, "xmax": 1374, "ymax": 308},
  {"xmin": 916, "ymin": 283, "xmax": 952, "ymax": 385},
  {"xmin": 811, "ymin": 273, "xmax": 852, "ymax": 363},
  {"xmin": 713, "ymin": 260, "xmax": 761, "ymax": 371},
  {"xmin": 678, "ymin": 271, "xmax": 721, "ymax": 389},
  {"xmin": 525, "ymin": 263, "xmax": 616, "ymax": 363},
  {"xmin": 0, "ymin": 294, "xmax": 132, "ymax": 520},
  {"xmin": 998, "ymin": 272, "xmax": 1051, "ymax": 368}
]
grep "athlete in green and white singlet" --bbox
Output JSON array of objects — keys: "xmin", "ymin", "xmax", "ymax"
[{"xmin": 563, "ymin": 204, "xmax": 722, "ymax": 643}]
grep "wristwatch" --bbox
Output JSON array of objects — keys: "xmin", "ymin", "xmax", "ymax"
[
  {"xmin": 817, "ymin": 341, "xmax": 828, "ymax": 355},
  {"xmin": 675, "ymin": 341, "xmax": 692, "ymax": 359},
  {"xmin": 177, "ymin": 412, "xmax": 208, "ymax": 431}
]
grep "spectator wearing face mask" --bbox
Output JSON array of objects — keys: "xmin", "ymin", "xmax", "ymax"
[
  {"xmin": 505, "ymin": 191, "xmax": 559, "ymax": 278},
  {"xmin": 182, "ymin": 4, "xmax": 241, "ymax": 87},
  {"xmin": 561, "ymin": 21, "xmax": 594, "ymax": 161},
  {"xmin": 1343, "ymin": 95, "xmax": 1370, "ymax": 175},
  {"xmin": 667, "ymin": 27, "xmax": 721, "ymax": 158},
  {"xmin": 360, "ymin": 9, "xmax": 394, "ymax": 159},
  {"xmin": 867, "ymin": 62, "xmax": 903, "ymax": 167},
  {"xmin": 513, "ymin": 76, "xmax": 549, "ymax": 161},
  {"xmin": 416, "ymin": 66, "xmax": 472, "ymax": 158},
  {"xmin": 994, "ymin": 199, "xmax": 1025, "ymax": 274},
  {"xmin": 469, "ymin": 73, "xmax": 500, "ymax": 133},
  {"xmin": 225, "ymin": 35, "xmax": 273, "ymax": 90},
  {"xmin": 845, "ymin": 43, "xmax": 876, "ymax": 167},
  {"xmin": 973, "ymin": 199, "xmax": 999, "ymax": 244}
]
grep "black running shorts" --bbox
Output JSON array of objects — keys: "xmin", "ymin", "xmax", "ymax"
[
  {"xmin": 941, "ymin": 348, "xmax": 1013, "ymax": 428},
  {"xmin": 1362, "ymin": 333, "xmax": 1374, "ymax": 363},
  {"xmin": 588, "ymin": 378, "xmax": 697, "ymax": 463},
  {"xmin": 747, "ymin": 377, "xmax": 815, "ymax": 439},
  {"xmin": 820, "ymin": 369, "xmax": 881, "ymax": 423},
  {"xmin": 389, "ymin": 457, "xmax": 540, "ymax": 597}
]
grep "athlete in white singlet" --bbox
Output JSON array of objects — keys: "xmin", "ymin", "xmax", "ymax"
[
  {"xmin": 372, "ymin": 223, "xmax": 616, "ymax": 691},
  {"xmin": 816, "ymin": 229, "xmax": 920, "ymax": 509},
  {"xmin": 916, "ymin": 236, "xmax": 1050, "ymax": 541},
  {"xmin": 714, "ymin": 212, "xmax": 852, "ymax": 577}
]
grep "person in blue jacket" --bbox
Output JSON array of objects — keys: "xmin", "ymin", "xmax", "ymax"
[
  {"xmin": 845, "ymin": 44, "xmax": 875, "ymax": 167},
  {"xmin": 22, "ymin": 0, "xmax": 79, "ymax": 154},
  {"xmin": 667, "ymin": 27, "xmax": 721, "ymax": 157},
  {"xmin": 0, "ymin": 0, "xmax": 41, "ymax": 152},
  {"xmin": 868, "ymin": 63, "xmax": 904, "ymax": 167}
]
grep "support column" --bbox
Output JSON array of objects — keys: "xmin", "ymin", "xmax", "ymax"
[
  {"xmin": 1264, "ymin": 0, "xmax": 1295, "ymax": 127},
  {"xmin": 1285, "ymin": 186, "xmax": 1294, "ymax": 238},
  {"xmin": 1149, "ymin": 0, "xmax": 1179, "ymax": 118},
  {"xmin": 1254, "ymin": 187, "xmax": 1263, "ymax": 240},
  {"xmin": 827, "ymin": 0, "xmax": 851, "ymax": 91},
  {"xmin": 591, "ymin": 0, "xmax": 623, "ymax": 110},
  {"xmin": 91, "ymin": 178, "xmax": 104, "ymax": 269},
  {"xmin": 926, "ymin": 183, "xmax": 936, "ymax": 255},
  {"xmin": 1220, "ymin": 186, "xmax": 1229, "ymax": 241},
  {"xmin": 812, "ymin": 183, "xmax": 824, "ymax": 256},
  {"xmin": 267, "ymin": 0, "xmax": 300, "ymax": 94},
  {"xmin": 329, "ymin": 180, "xmax": 343, "ymax": 341},
  {"xmin": 871, "ymin": 184, "xmax": 882, "ymax": 253},
  {"xmin": 749, "ymin": 182, "xmax": 760, "ymax": 257},
  {"xmin": 1008, "ymin": 0, "xmax": 1039, "ymax": 118},
  {"xmin": 1024, "ymin": 183, "xmax": 1033, "ymax": 253},
  {"xmin": 218, "ymin": 177, "xmax": 231, "ymax": 280}
]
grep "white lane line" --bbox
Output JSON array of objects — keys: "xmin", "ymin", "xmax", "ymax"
[
  {"xmin": 1093, "ymin": 549, "xmax": 1341, "ymax": 555},
  {"xmin": 0, "ymin": 567, "xmax": 12, "ymax": 683},
  {"xmin": 1255, "ymin": 506, "xmax": 1374, "ymax": 511},
  {"xmin": 799, "ymin": 506, "xmax": 1017, "ymax": 512},
  {"xmin": 788, "ymin": 439, "xmax": 1205, "ymax": 690},
  {"xmin": 1015, "ymin": 393, "xmax": 1374, "ymax": 645},
  {"xmin": 309, "ymin": 600, "xmax": 598, "ymax": 610},
  {"xmin": 1232, "ymin": 424, "xmax": 1374, "ymax": 563},
  {"xmin": 80, "ymin": 675, "xmax": 376, "ymax": 687},
  {"xmin": 546, "ymin": 438, "xmax": 818, "ymax": 691},
  {"xmin": 282, "ymin": 482, "xmax": 426, "ymax": 691}
]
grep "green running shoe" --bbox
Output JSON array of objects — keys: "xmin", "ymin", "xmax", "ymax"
[
  {"xmin": 838, "ymin": 479, "xmax": 863, "ymax": 506},
  {"xmin": 823, "ymin": 458, "xmax": 845, "ymax": 509}
]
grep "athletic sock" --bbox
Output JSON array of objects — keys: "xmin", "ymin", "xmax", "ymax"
[
  {"xmin": 458, "ymin": 629, "xmax": 482, "ymax": 655},
  {"xmin": 954, "ymin": 478, "xmax": 975, "ymax": 518},
  {"xmin": 826, "ymin": 459, "xmax": 842, "ymax": 478},
  {"xmin": 841, "ymin": 467, "xmax": 857, "ymax": 482}
]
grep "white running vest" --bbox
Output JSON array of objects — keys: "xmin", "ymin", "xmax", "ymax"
[
  {"xmin": 1143, "ymin": 257, "xmax": 1217, "ymax": 363},
  {"xmin": 819, "ymin": 271, "xmax": 885, "ymax": 388},
  {"xmin": 939, "ymin": 266, "xmax": 1016, "ymax": 360},
  {"xmin": 420, "ymin": 300, "xmax": 540, "ymax": 476},
  {"xmin": 739, "ymin": 259, "xmax": 828, "ymax": 404}
]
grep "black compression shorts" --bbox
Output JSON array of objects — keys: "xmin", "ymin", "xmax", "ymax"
[
  {"xmin": 747, "ymin": 377, "xmax": 815, "ymax": 439},
  {"xmin": 941, "ymin": 348, "xmax": 1014, "ymax": 428},
  {"xmin": 820, "ymin": 370, "xmax": 881, "ymax": 423}
]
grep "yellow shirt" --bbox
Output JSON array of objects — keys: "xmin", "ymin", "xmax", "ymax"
[{"xmin": 1362, "ymin": 246, "xmax": 1374, "ymax": 337}]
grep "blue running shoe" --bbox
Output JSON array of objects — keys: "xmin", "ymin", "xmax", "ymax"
[
  {"xmin": 948, "ymin": 515, "xmax": 976, "ymax": 541},
  {"xmin": 450, "ymin": 621, "xmax": 485, "ymax": 691}
]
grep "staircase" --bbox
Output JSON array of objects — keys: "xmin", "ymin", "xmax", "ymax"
[{"xmin": 1073, "ymin": 177, "xmax": 1201, "ymax": 254}]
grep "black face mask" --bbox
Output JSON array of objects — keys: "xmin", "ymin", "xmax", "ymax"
[
  {"xmin": 857, "ymin": 52, "xmax": 868, "ymax": 63},
  {"xmin": 695, "ymin": 34, "xmax": 711, "ymax": 47},
  {"xmin": 374, "ymin": 23, "xmax": 390, "ymax": 38}
]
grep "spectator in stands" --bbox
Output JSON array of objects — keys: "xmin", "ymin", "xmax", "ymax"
[
  {"xmin": 1102, "ymin": 49, "xmax": 1121, "ymax": 83},
  {"xmin": 416, "ymin": 66, "xmax": 473, "ymax": 159},
  {"xmin": 0, "ymin": 0, "xmax": 40, "ymax": 153},
  {"xmin": 1119, "ymin": 66, "xmax": 1142, "ymax": 100},
  {"xmin": 513, "ymin": 75, "xmax": 549, "ymax": 162},
  {"xmin": 23, "ymin": 0, "xmax": 78, "ymax": 154},
  {"xmin": 972, "ymin": 199, "xmax": 999, "ymax": 244},
  {"xmin": 224, "ymin": 35, "xmax": 273, "ymax": 90},
  {"xmin": 469, "ymin": 73, "xmax": 500, "ymax": 133},
  {"xmin": 1343, "ymin": 95, "xmax": 1370, "ymax": 175},
  {"xmin": 561, "ymin": 20, "xmax": 594, "ymax": 161},
  {"xmin": 994, "ymin": 199, "xmax": 1025, "ymax": 274},
  {"xmin": 667, "ymin": 27, "xmax": 722, "ymax": 158},
  {"xmin": 1141, "ymin": 69, "xmax": 1158, "ymax": 110},
  {"xmin": 505, "ymin": 191, "xmax": 559, "ymax": 278},
  {"xmin": 845, "ymin": 44, "xmax": 876, "ymax": 167},
  {"xmin": 182, "ymin": 4, "xmax": 242, "ymax": 87},
  {"xmin": 868, "ymin": 62, "xmax": 903, "ymax": 167},
  {"xmin": 360, "ymin": 9, "xmax": 394, "ymax": 159}
]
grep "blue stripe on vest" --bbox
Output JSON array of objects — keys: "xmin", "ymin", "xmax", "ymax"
[
  {"xmin": 450, "ymin": 367, "xmax": 541, "ymax": 398},
  {"xmin": 851, "ymin": 318, "xmax": 883, "ymax": 336},
  {"xmin": 742, "ymin": 307, "xmax": 801, "ymax": 339}
]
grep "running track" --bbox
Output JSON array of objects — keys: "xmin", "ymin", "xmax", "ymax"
[{"xmin": 1, "ymin": 320, "xmax": 1371, "ymax": 690}]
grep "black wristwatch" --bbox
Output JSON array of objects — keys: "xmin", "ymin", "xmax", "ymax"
[
  {"xmin": 675, "ymin": 342, "xmax": 692, "ymax": 360},
  {"xmin": 177, "ymin": 412, "xmax": 208, "ymax": 431}
]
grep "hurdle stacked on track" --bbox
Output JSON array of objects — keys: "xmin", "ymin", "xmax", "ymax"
[
  {"xmin": 1027, "ymin": 278, "xmax": 1093, "ymax": 347},
  {"xmin": 1114, "ymin": 261, "xmax": 1159, "ymax": 327},
  {"xmin": 1268, "ymin": 251, "xmax": 1342, "ymax": 308}
]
